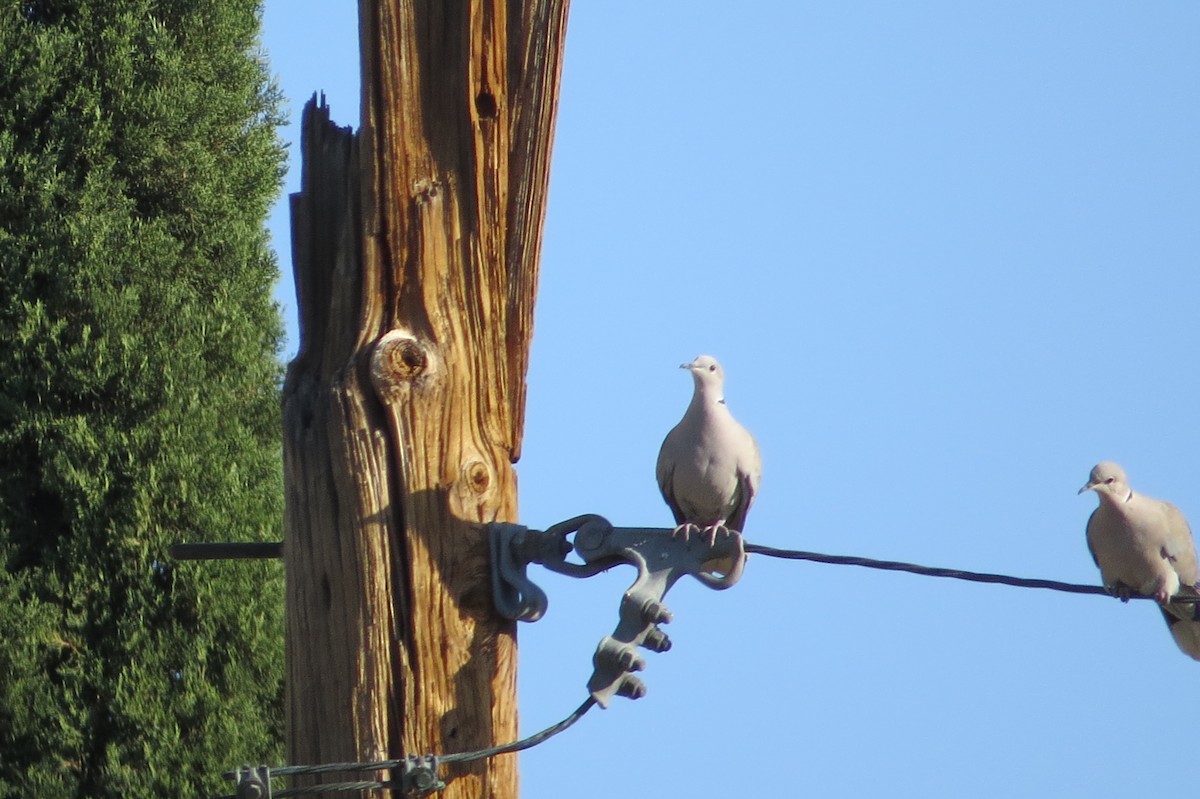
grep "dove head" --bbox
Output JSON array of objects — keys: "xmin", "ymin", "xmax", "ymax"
[
  {"xmin": 681, "ymin": 354, "xmax": 725, "ymax": 402},
  {"xmin": 1078, "ymin": 461, "xmax": 1131, "ymax": 503}
]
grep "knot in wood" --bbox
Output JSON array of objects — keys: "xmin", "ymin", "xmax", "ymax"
[
  {"xmin": 464, "ymin": 460, "xmax": 491, "ymax": 495},
  {"xmin": 370, "ymin": 329, "xmax": 430, "ymax": 400},
  {"xmin": 475, "ymin": 90, "xmax": 498, "ymax": 119}
]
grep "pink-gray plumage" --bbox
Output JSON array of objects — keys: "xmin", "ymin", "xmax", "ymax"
[{"xmin": 656, "ymin": 355, "xmax": 761, "ymax": 542}]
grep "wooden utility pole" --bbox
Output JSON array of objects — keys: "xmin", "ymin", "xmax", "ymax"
[{"xmin": 281, "ymin": 2, "xmax": 570, "ymax": 797}]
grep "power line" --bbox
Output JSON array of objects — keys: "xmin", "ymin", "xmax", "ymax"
[
  {"xmin": 214, "ymin": 534, "xmax": 1188, "ymax": 798},
  {"xmin": 217, "ymin": 697, "xmax": 596, "ymax": 798},
  {"xmin": 744, "ymin": 542, "xmax": 1195, "ymax": 602},
  {"xmin": 442, "ymin": 696, "xmax": 596, "ymax": 763}
]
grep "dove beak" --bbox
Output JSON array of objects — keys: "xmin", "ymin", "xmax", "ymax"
[
  {"xmin": 1078, "ymin": 481, "xmax": 1097, "ymax": 495},
  {"xmin": 679, "ymin": 362, "xmax": 693, "ymax": 370}
]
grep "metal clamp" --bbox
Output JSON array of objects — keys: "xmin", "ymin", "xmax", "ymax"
[
  {"xmin": 400, "ymin": 754, "xmax": 443, "ymax": 795},
  {"xmin": 489, "ymin": 520, "xmax": 577, "ymax": 621},
  {"xmin": 490, "ymin": 515, "xmax": 746, "ymax": 706},
  {"xmin": 233, "ymin": 765, "xmax": 272, "ymax": 799}
]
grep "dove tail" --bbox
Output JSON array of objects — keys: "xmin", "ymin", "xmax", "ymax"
[{"xmin": 1160, "ymin": 604, "xmax": 1200, "ymax": 661}]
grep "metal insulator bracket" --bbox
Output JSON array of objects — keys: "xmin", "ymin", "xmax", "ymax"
[{"xmin": 489, "ymin": 515, "xmax": 746, "ymax": 707}]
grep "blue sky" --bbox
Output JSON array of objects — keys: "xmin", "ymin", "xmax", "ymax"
[{"xmin": 261, "ymin": 3, "xmax": 1200, "ymax": 796}]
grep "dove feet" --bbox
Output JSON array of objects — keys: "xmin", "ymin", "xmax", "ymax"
[
  {"xmin": 671, "ymin": 523, "xmax": 702, "ymax": 542},
  {"xmin": 701, "ymin": 523, "xmax": 735, "ymax": 546},
  {"xmin": 1106, "ymin": 583, "xmax": 1133, "ymax": 603},
  {"xmin": 667, "ymin": 520, "xmax": 739, "ymax": 544},
  {"xmin": 670, "ymin": 522, "xmax": 740, "ymax": 546}
]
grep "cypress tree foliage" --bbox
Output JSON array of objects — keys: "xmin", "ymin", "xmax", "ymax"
[{"xmin": 0, "ymin": 1, "xmax": 287, "ymax": 796}]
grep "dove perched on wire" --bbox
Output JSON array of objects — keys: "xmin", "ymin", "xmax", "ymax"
[
  {"xmin": 1080, "ymin": 461, "xmax": 1200, "ymax": 661},
  {"xmin": 656, "ymin": 355, "xmax": 761, "ymax": 544}
]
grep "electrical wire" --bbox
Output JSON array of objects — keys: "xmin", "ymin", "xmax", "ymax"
[
  {"xmin": 441, "ymin": 696, "xmax": 596, "ymax": 763},
  {"xmin": 217, "ymin": 696, "xmax": 597, "ymax": 798},
  {"xmin": 744, "ymin": 542, "xmax": 1196, "ymax": 602},
  {"xmin": 216, "ymin": 535, "xmax": 1188, "ymax": 798},
  {"xmin": 273, "ymin": 780, "xmax": 395, "ymax": 796}
]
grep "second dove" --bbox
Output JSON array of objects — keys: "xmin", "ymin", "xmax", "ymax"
[{"xmin": 1080, "ymin": 461, "xmax": 1200, "ymax": 661}]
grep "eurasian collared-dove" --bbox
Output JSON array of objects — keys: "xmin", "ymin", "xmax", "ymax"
[
  {"xmin": 656, "ymin": 355, "xmax": 761, "ymax": 543},
  {"xmin": 1080, "ymin": 461, "xmax": 1200, "ymax": 660}
]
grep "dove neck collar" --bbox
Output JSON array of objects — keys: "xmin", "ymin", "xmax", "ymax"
[{"xmin": 686, "ymin": 393, "xmax": 726, "ymax": 419}]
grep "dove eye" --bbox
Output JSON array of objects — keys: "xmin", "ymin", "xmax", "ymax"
[
  {"xmin": 708, "ymin": 365, "xmax": 717, "ymax": 372},
  {"xmin": 1104, "ymin": 477, "xmax": 1115, "ymax": 484}
]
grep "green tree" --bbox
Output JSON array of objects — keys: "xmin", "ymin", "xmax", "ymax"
[{"xmin": 0, "ymin": 1, "xmax": 287, "ymax": 796}]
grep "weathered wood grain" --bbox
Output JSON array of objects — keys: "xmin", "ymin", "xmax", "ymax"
[{"xmin": 282, "ymin": 1, "xmax": 568, "ymax": 796}]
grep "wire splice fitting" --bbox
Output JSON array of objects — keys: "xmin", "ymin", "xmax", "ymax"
[{"xmin": 489, "ymin": 515, "xmax": 746, "ymax": 706}]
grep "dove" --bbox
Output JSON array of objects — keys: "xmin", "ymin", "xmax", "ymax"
[
  {"xmin": 656, "ymin": 355, "xmax": 761, "ymax": 544},
  {"xmin": 1079, "ymin": 461, "xmax": 1200, "ymax": 661}
]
